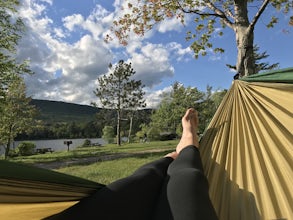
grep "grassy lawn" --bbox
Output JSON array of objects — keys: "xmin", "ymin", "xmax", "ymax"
[
  {"xmin": 57, "ymin": 154, "xmax": 166, "ymax": 185},
  {"xmin": 6, "ymin": 140, "xmax": 178, "ymax": 185}
]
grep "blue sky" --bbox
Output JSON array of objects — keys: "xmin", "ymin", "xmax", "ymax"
[{"xmin": 17, "ymin": 0, "xmax": 293, "ymax": 108}]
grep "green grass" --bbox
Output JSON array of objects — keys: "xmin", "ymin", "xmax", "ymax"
[
  {"xmin": 6, "ymin": 140, "xmax": 178, "ymax": 184},
  {"xmin": 56, "ymin": 154, "xmax": 165, "ymax": 185},
  {"xmin": 8, "ymin": 140, "xmax": 177, "ymax": 164},
  {"xmin": 8, "ymin": 146, "xmax": 112, "ymax": 164}
]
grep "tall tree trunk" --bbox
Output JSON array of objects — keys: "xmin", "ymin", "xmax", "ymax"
[
  {"xmin": 117, "ymin": 110, "xmax": 121, "ymax": 146},
  {"xmin": 4, "ymin": 125, "xmax": 13, "ymax": 159},
  {"xmin": 4, "ymin": 140, "xmax": 10, "ymax": 160},
  {"xmin": 128, "ymin": 114, "xmax": 133, "ymax": 143},
  {"xmin": 234, "ymin": 0, "xmax": 255, "ymax": 76},
  {"xmin": 235, "ymin": 26, "xmax": 255, "ymax": 76}
]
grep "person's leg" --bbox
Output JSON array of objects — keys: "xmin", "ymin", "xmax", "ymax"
[
  {"xmin": 46, "ymin": 156, "xmax": 174, "ymax": 220},
  {"xmin": 166, "ymin": 146, "xmax": 218, "ymax": 220},
  {"xmin": 154, "ymin": 108, "xmax": 218, "ymax": 220}
]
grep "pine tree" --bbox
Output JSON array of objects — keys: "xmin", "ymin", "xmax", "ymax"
[
  {"xmin": 93, "ymin": 60, "xmax": 146, "ymax": 145},
  {"xmin": 226, "ymin": 45, "xmax": 279, "ymax": 74}
]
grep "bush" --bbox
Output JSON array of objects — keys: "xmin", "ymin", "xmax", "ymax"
[
  {"xmin": 102, "ymin": 126, "xmax": 115, "ymax": 144},
  {"xmin": 8, "ymin": 149, "xmax": 18, "ymax": 157},
  {"xmin": 82, "ymin": 139, "xmax": 91, "ymax": 147},
  {"xmin": 16, "ymin": 142, "xmax": 36, "ymax": 156},
  {"xmin": 147, "ymin": 127, "xmax": 160, "ymax": 141}
]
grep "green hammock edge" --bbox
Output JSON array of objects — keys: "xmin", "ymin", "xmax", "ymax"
[
  {"xmin": 240, "ymin": 67, "xmax": 293, "ymax": 83},
  {"xmin": 0, "ymin": 160, "xmax": 105, "ymax": 189}
]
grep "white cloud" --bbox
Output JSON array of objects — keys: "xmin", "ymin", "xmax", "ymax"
[
  {"xmin": 21, "ymin": 32, "xmax": 113, "ymax": 104},
  {"xmin": 129, "ymin": 43, "xmax": 174, "ymax": 87},
  {"xmin": 62, "ymin": 5, "xmax": 107, "ymax": 39},
  {"xmin": 63, "ymin": 14, "xmax": 84, "ymax": 31},
  {"xmin": 18, "ymin": 0, "xmax": 113, "ymax": 105},
  {"xmin": 125, "ymin": 40, "xmax": 142, "ymax": 54},
  {"xmin": 144, "ymin": 86, "xmax": 172, "ymax": 108},
  {"xmin": 157, "ymin": 17, "xmax": 184, "ymax": 33},
  {"xmin": 40, "ymin": 0, "xmax": 52, "ymax": 5},
  {"xmin": 16, "ymin": 0, "xmax": 193, "ymax": 106},
  {"xmin": 206, "ymin": 48, "xmax": 223, "ymax": 61},
  {"xmin": 53, "ymin": 27, "xmax": 66, "ymax": 38},
  {"xmin": 166, "ymin": 42, "xmax": 193, "ymax": 61}
]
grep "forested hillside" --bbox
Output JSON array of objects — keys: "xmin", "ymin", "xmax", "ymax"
[
  {"xmin": 16, "ymin": 99, "xmax": 152, "ymax": 141},
  {"xmin": 31, "ymin": 99, "xmax": 100, "ymax": 123}
]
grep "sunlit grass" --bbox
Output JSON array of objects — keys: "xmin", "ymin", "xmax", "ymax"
[
  {"xmin": 9, "ymin": 146, "xmax": 111, "ymax": 163},
  {"xmin": 56, "ymin": 154, "xmax": 164, "ymax": 185},
  {"xmin": 8, "ymin": 140, "xmax": 177, "ymax": 164},
  {"xmin": 5, "ymin": 140, "xmax": 178, "ymax": 184}
]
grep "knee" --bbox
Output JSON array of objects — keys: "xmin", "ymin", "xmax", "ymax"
[{"xmin": 169, "ymin": 168, "xmax": 209, "ymax": 190}]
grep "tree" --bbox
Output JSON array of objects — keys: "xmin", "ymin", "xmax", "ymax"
[
  {"xmin": 226, "ymin": 45, "xmax": 279, "ymax": 74},
  {"xmin": 150, "ymin": 83, "xmax": 227, "ymax": 135},
  {"xmin": 210, "ymin": 89, "xmax": 228, "ymax": 109},
  {"xmin": 0, "ymin": 0, "xmax": 32, "ymax": 101},
  {"xmin": 82, "ymin": 121, "xmax": 101, "ymax": 138},
  {"xmin": 102, "ymin": 126, "xmax": 115, "ymax": 144},
  {"xmin": 0, "ymin": 1, "xmax": 33, "ymax": 157},
  {"xmin": 125, "ymin": 108, "xmax": 152, "ymax": 143},
  {"xmin": 68, "ymin": 122, "xmax": 80, "ymax": 138},
  {"xmin": 110, "ymin": 0, "xmax": 292, "ymax": 76},
  {"xmin": 16, "ymin": 141, "xmax": 36, "ymax": 156},
  {"xmin": 95, "ymin": 109, "xmax": 117, "ymax": 130},
  {"xmin": 198, "ymin": 86, "xmax": 227, "ymax": 132},
  {"xmin": 0, "ymin": 76, "xmax": 37, "ymax": 159},
  {"xmin": 93, "ymin": 60, "xmax": 146, "ymax": 145},
  {"xmin": 151, "ymin": 82, "xmax": 204, "ymax": 135}
]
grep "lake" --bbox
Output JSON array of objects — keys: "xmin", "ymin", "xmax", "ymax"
[{"xmin": 0, "ymin": 138, "xmax": 106, "ymax": 155}]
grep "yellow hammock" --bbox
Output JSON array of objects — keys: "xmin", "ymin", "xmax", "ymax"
[
  {"xmin": 200, "ymin": 80, "xmax": 293, "ymax": 220},
  {"xmin": 1, "ymin": 68, "xmax": 292, "ymax": 220},
  {"xmin": 0, "ymin": 160, "xmax": 104, "ymax": 220}
]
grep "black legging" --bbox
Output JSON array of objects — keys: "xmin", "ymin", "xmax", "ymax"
[{"xmin": 46, "ymin": 146, "xmax": 218, "ymax": 220}]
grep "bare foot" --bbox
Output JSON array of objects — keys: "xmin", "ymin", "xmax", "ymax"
[{"xmin": 176, "ymin": 108, "xmax": 199, "ymax": 154}]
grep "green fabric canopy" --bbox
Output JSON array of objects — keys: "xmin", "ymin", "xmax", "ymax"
[
  {"xmin": 0, "ymin": 160, "xmax": 104, "ymax": 203},
  {"xmin": 0, "ymin": 160, "xmax": 103, "ymax": 189},
  {"xmin": 240, "ymin": 67, "xmax": 293, "ymax": 83},
  {"xmin": 0, "ymin": 160, "xmax": 104, "ymax": 219}
]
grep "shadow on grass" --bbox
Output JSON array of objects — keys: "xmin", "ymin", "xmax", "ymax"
[{"xmin": 33, "ymin": 149, "xmax": 174, "ymax": 170}]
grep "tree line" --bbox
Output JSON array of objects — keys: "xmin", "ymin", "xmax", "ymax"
[
  {"xmin": 15, "ymin": 109, "xmax": 153, "ymax": 141},
  {"xmin": 14, "ymin": 84, "xmax": 226, "ymax": 143}
]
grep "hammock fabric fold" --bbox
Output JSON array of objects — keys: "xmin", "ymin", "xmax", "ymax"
[
  {"xmin": 200, "ymin": 70, "xmax": 293, "ymax": 219},
  {"xmin": 0, "ymin": 160, "xmax": 104, "ymax": 219},
  {"xmin": 0, "ymin": 67, "xmax": 292, "ymax": 220}
]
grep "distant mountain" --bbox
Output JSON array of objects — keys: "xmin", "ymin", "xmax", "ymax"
[{"xmin": 31, "ymin": 99, "xmax": 100, "ymax": 123}]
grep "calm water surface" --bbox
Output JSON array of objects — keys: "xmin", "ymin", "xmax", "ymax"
[{"xmin": 0, "ymin": 138, "xmax": 106, "ymax": 155}]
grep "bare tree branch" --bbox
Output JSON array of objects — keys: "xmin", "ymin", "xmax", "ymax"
[
  {"xmin": 176, "ymin": 1, "xmax": 220, "ymax": 17},
  {"xmin": 225, "ymin": 8, "xmax": 235, "ymax": 20},
  {"xmin": 250, "ymin": 0, "xmax": 270, "ymax": 30},
  {"xmin": 175, "ymin": 0, "xmax": 234, "ymax": 29},
  {"xmin": 205, "ymin": 1, "xmax": 235, "ymax": 28}
]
